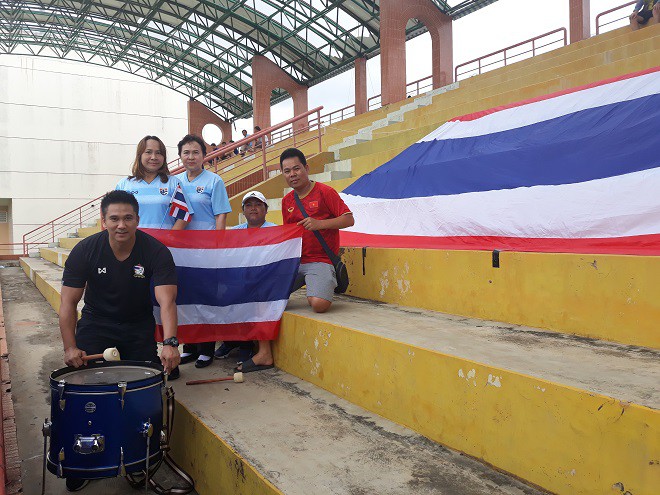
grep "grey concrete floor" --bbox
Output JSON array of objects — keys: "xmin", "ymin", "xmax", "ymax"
[{"xmin": 0, "ymin": 266, "xmax": 198, "ymax": 495}]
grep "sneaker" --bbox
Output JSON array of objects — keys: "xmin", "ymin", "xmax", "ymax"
[
  {"xmin": 66, "ymin": 478, "xmax": 90, "ymax": 492},
  {"xmin": 214, "ymin": 342, "xmax": 239, "ymax": 359}
]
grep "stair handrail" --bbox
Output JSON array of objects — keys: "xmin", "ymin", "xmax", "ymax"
[
  {"xmin": 454, "ymin": 27, "xmax": 567, "ymax": 81},
  {"xmin": 21, "ymin": 106, "xmax": 324, "ymax": 255},
  {"xmin": 596, "ymin": 1, "xmax": 636, "ymax": 34}
]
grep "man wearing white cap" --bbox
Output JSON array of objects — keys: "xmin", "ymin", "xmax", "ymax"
[
  {"xmin": 232, "ymin": 190, "xmax": 277, "ymax": 229},
  {"xmin": 215, "ymin": 191, "xmax": 277, "ymax": 371}
]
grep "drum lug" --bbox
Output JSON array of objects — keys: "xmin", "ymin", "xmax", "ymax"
[
  {"xmin": 118, "ymin": 447, "xmax": 126, "ymax": 477},
  {"xmin": 57, "ymin": 448, "xmax": 65, "ymax": 478},
  {"xmin": 141, "ymin": 420, "xmax": 154, "ymax": 439},
  {"xmin": 58, "ymin": 380, "xmax": 66, "ymax": 411},
  {"xmin": 42, "ymin": 419, "xmax": 52, "ymax": 437},
  {"xmin": 118, "ymin": 381, "xmax": 127, "ymax": 409}
]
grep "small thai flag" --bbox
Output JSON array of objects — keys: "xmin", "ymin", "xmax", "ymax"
[{"xmin": 169, "ymin": 183, "xmax": 191, "ymax": 221}]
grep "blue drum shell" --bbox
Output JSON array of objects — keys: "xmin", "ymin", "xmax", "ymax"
[{"xmin": 47, "ymin": 361, "xmax": 164, "ymax": 479}]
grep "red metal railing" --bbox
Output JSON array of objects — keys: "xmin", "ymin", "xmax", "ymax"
[
  {"xmin": 596, "ymin": 1, "xmax": 637, "ymax": 34},
  {"xmin": 21, "ymin": 107, "xmax": 323, "ymax": 255},
  {"xmin": 454, "ymin": 28, "xmax": 568, "ymax": 81},
  {"xmin": 368, "ymin": 74, "xmax": 434, "ymax": 111}
]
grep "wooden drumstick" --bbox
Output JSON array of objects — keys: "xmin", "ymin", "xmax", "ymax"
[
  {"xmin": 82, "ymin": 347, "xmax": 120, "ymax": 363},
  {"xmin": 185, "ymin": 372, "xmax": 244, "ymax": 386}
]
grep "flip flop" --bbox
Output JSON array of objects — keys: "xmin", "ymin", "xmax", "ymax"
[{"xmin": 235, "ymin": 358, "xmax": 274, "ymax": 373}]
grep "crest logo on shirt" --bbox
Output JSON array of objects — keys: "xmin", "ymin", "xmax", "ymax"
[
  {"xmin": 159, "ymin": 187, "xmax": 168, "ymax": 195},
  {"xmin": 98, "ymin": 267, "xmax": 106, "ymax": 274},
  {"xmin": 196, "ymin": 186, "xmax": 205, "ymax": 193},
  {"xmin": 133, "ymin": 264, "xmax": 145, "ymax": 278},
  {"xmin": 287, "ymin": 207, "xmax": 294, "ymax": 213},
  {"xmin": 308, "ymin": 201, "xmax": 319, "ymax": 209}
]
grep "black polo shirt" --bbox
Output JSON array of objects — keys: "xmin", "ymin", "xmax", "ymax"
[{"xmin": 62, "ymin": 230, "xmax": 176, "ymax": 323}]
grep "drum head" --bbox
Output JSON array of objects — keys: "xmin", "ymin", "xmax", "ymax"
[{"xmin": 56, "ymin": 365, "xmax": 159, "ymax": 385}]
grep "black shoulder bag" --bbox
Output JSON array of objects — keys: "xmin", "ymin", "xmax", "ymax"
[{"xmin": 294, "ymin": 192, "xmax": 349, "ymax": 294}]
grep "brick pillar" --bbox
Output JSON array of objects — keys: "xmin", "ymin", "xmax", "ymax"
[
  {"xmin": 569, "ymin": 0, "xmax": 590, "ymax": 43},
  {"xmin": 354, "ymin": 57, "xmax": 368, "ymax": 115},
  {"xmin": 380, "ymin": 0, "xmax": 453, "ymax": 106},
  {"xmin": 251, "ymin": 55, "xmax": 309, "ymax": 132},
  {"xmin": 187, "ymin": 99, "xmax": 232, "ymax": 145}
]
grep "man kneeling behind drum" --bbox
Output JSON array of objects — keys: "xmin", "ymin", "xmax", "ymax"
[{"xmin": 59, "ymin": 190, "xmax": 181, "ymax": 376}]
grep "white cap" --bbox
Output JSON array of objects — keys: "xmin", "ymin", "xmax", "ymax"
[{"xmin": 242, "ymin": 190, "xmax": 268, "ymax": 207}]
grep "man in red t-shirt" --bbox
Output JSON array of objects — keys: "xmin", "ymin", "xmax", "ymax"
[{"xmin": 280, "ymin": 148, "xmax": 354, "ymax": 313}]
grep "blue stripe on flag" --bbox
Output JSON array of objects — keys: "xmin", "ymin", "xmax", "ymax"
[
  {"xmin": 343, "ymin": 95, "xmax": 660, "ymax": 199},
  {"xmin": 173, "ymin": 257, "xmax": 300, "ymax": 307}
]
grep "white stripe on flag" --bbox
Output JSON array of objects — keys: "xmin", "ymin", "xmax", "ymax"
[
  {"xmin": 154, "ymin": 300, "xmax": 289, "ymax": 325},
  {"xmin": 420, "ymin": 71, "xmax": 660, "ymax": 142},
  {"xmin": 169, "ymin": 237, "xmax": 302, "ymax": 269},
  {"xmin": 341, "ymin": 168, "xmax": 660, "ymax": 239}
]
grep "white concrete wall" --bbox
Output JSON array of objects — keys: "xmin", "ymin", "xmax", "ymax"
[{"xmin": 0, "ymin": 56, "xmax": 189, "ymax": 252}]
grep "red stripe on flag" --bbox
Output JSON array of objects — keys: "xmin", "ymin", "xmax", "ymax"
[
  {"xmin": 340, "ymin": 232, "xmax": 660, "ymax": 255},
  {"xmin": 144, "ymin": 224, "xmax": 303, "ymax": 248},
  {"xmin": 156, "ymin": 320, "xmax": 281, "ymax": 342},
  {"xmin": 451, "ymin": 66, "xmax": 660, "ymax": 122}
]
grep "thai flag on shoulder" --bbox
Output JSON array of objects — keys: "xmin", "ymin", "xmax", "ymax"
[
  {"xmin": 169, "ymin": 183, "xmax": 191, "ymax": 222},
  {"xmin": 340, "ymin": 67, "xmax": 660, "ymax": 255},
  {"xmin": 146, "ymin": 226, "xmax": 302, "ymax": 343}
]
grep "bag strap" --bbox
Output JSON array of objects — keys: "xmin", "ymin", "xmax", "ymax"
[{"xmin": 294, "ymin": 191, "xmax": 341, "ymax": 266}]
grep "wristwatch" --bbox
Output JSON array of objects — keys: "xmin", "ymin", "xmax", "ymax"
[{"xmin": 162, "ymin": 337, "xmax": 179, "ymax": 347}]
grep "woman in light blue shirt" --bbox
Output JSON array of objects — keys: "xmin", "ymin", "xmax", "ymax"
[
  {"xmin": 116, "ymin": 135, "xmax": 192, "ymax": 230},
  {"xmin": 176, "ymin": 134, "xmax": 232, "ymax": 368}
]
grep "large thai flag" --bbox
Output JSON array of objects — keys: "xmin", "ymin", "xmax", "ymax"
[
  {"xmin": 340, "ymin": 67, "xmax": 660, "ymax": 255},
  {"xmin": 146, "ymin": 226, "xmax": 302, "ymax": 343}
]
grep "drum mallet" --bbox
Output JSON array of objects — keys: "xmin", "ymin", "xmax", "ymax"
[
  {"xmin": 185, "ymin": 372, "xmax": 244, "ymax": 386},
  {"xmin": 82, "ymin": 347, "xmax": 120, "ymax": 363}
]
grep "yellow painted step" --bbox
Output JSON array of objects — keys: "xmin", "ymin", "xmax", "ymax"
[
  {"xmin": 77, "ymin": 226, "xmax": 100, "ymax": 238},
  {"xmin": 274, "ymin": 295, "xmax": 660, "ymax": 495},
  {"xmin": 58, "ymin": 237, "xmax": 83, "ymax": 250}
]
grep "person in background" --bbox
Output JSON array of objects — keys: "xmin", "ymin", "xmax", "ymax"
[
  {"xmin": 240, "ymin": 129, "xmax": 252, "ymax": 155},
  {"xmin": 175, "ymin": 134, "xmax": 232, "ymax": 368},
  {"xmin": 630, "ymin": 0, "xmax": 659, "ymax": 29}
]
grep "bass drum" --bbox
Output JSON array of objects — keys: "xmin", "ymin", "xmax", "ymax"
[{"xmin": 47, "ymin": 361, "xmax": 164, "ymax": 479}]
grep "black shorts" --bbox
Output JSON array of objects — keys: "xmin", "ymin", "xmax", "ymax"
[
  {"xmin": 637, "ymin": 9, "xmax": 654, "ymax": 24},
  {"xmin": 75, "ymin": 317, "xmax": 158, "ymax": 363}
]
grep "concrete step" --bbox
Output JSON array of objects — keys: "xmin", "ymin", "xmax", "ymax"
[
  {"xmin": 58, "ymin": 237, "xmax": 82, "ymax": 250},
  {"xmin": 308, "ymin": 170, "xmax": 352, "ymax": 182},
  {"xmin": 77, "ymin": 225, "xmax": 100, "ymax": 238},
  {"xmin": 324, "ymin": 159, "xmax": 352, "ymax": 173},
  {"xmin": 17, "ymin": 257, "xmax": 547, "ymax": 495}
]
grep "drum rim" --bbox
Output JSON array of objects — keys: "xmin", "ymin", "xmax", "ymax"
[{"xmin": 50, "ymin": 360, "xmax": 163, "ymax": 390}]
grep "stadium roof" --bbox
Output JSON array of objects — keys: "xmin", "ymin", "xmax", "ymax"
[{"xmin": 0, "ymin": 0, "xmax": 498, "ymax": 121}]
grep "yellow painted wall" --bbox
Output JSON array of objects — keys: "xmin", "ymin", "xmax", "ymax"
[
  {"xmin": 342, "ymin": 248, "xmax": 660, "ymax": 349},
  {"xmin": 273, "ymin": 313, "xmax": 660, "ymax": 495}
]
